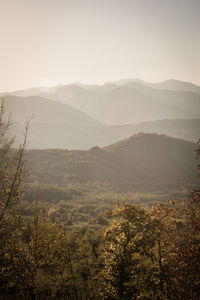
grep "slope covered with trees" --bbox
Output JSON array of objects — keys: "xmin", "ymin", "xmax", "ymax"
[{"xmin": 25, "ymin": 133, "xmax": 199, "ymax": 192}]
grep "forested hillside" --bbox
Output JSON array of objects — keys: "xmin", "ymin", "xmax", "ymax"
[{"xmin": 25, "ymin": 133, "xmax": 198, "ymax": 192}]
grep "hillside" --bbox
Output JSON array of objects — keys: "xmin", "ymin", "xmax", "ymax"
[
  {"xmin": 25, "ymin": 133, "xmax": 199, "ymax": 192},
  {"xmin": 3, "ymin": 94, "xmax": 103, "ymax": 148},
  {"xmin": 4, "ymin": 95, "xmax": 100, "ymax": 126}
]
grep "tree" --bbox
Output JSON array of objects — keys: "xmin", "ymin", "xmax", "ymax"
[
  {"xmin": 0, "ymin": 98, "xmax": 29, "ymax": 296},
  {"xmin": 97, "ymin": 202, "xmax": 181, "ymax": 300},
  {"xmin": 98, "ymin": 203, "xmax": 153, "ymax": 299},
  {"xmin": 0, "ymin": 98, "xmax": 28, "ymax": 222},
  {"xmin": 173, "ymin": 139, "xmax": 200, "ymax": 299}
]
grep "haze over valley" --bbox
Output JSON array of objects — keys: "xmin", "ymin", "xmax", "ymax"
[{"xmin": 2, "ymin": 78, "xmax": 200, "ymax": 149}]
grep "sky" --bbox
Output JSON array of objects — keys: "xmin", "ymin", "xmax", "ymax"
[{"xmin": 0, "ymin": 0, "xmax": 200, "ymax": 92}]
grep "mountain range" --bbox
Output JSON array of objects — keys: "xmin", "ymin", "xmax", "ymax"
[
  {"xmin": 45, "ymin": 80, "xmax": 200, "ymax": 125},
  {"xmin": 1, "ymin": 78, "xmax": 200, "ymax": 149}
]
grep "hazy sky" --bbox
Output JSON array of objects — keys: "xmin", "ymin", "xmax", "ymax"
[{"xmin": 0, "ymin": 0, "xmax": 200, "ymax": 91}]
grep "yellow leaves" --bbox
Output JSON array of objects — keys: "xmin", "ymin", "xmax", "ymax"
[{"xmin": 4, "ymin": 252, "xmax": 11, "ymax": 259}]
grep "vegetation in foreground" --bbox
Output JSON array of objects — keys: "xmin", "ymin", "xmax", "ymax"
[{"xmin": 0, "ymin": 103, "xmax": 200, "ymax": 299}]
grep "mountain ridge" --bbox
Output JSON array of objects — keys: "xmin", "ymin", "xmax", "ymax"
[{"xmin": 1, "ymin": 78, "xmax": 200, "ymax": 98}]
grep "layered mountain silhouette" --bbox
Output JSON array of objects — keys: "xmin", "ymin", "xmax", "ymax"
[
  {"xmin": 2, "ymin": 78, "xmax": 200, "ymax": 149},
  {"xmin": 26, "ymin": 133, "xmax": 199, "ymax": 192},
  {"xmin": 47, "ymin": 82, "xmax": 200, "ymax": 125}
]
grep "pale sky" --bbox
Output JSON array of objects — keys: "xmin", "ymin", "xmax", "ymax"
[{"xmin": 0, "ymin": 0, "xmax": 200, "ymax": 92}]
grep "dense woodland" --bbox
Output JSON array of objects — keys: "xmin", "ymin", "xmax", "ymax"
[{"xmin": 1, "ymin": 101, "xmax": 200, "ymax": 300}]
